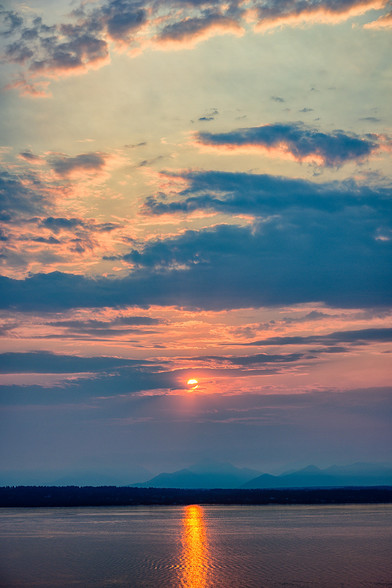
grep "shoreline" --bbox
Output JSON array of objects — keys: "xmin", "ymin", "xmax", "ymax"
[{"xmin": 1, "ymin": 486, "xmax": 391, "ymax": 508}]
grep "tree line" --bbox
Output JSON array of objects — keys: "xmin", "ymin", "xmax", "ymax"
[{"xmin": 0, "ymin": 486, "xmax": 391, "ymax": 507}]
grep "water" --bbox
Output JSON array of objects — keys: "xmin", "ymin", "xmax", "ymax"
[{"xmin": 0, "ymin": 504, "xmax": 391, "ymax": 587}]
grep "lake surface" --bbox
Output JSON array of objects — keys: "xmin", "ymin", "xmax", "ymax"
[{"xmin": 0, "ymin": 504, "xmax": 391, "ymax": 587}]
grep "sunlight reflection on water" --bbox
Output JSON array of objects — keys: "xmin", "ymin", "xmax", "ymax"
[
  {"xmin": 0, "ymin": 505, "xmax": 392, "ymax": 587},
  {"xmin": 180, "ymin": 505, "xmax": 210, "ymax": 588}
]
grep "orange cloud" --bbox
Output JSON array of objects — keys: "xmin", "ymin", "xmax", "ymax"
[
  {"xmin": 193, "ymin": 139, "xmax": 326, "ymax": 165},
  {"xmin": 251, "ymin": 0, "xmax": 387, "ymax": 31},
  {"xmin": 152, "ymin": 18, "xmax": 244, "ymax": 50},
  {"xmin": 364, "ymin": 10, "xmax": 392, "ymax": 28}
]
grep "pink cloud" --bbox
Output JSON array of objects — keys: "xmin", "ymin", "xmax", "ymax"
[
  {"xmin": 250, "ymin": 0, "xmax": 387, "ymax": 31},
  {"xmin": 4, "ymin": 77, "xmax": 52, "ymax": 98},
  {"xmin": 152, "ymin": 17, "xmax": 244, "ymax": 50},
  {"xmin": 192, "ymin": 123, "xmax": 386, "ymax": 167},
  {"xmin": 2, "ymin": 0, "xmax": 390, "ymax": 97},
  {"xmin": 364, "ymin": 10, "xmax": 392, "ymax": 27}
]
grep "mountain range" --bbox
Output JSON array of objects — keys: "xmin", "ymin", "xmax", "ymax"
[
  {"xmin": 132, "ymin": 460, "xmax": 392, "ymax": 489},
  {"xmin": 132, "ymin": 460, "xmax": 260, "ymax": 489}
]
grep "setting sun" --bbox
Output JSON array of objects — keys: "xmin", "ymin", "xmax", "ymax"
[{"xmin": 187, "ymin": 378, "xmax": 199, "ymax": 388}]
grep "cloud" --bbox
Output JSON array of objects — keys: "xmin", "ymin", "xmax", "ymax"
[
  {"xmin": 40, "ymin": 217, "xmax": 84, "ymax": 231},
  {"xmin": 0, "ymin": 7, "xmax": 23, "ymax": 36},
  {"xmin": 0, "ymin": 209, "xmax": 390, "ymax": 311},
  {"xmin": 196, "ymin": 352, "xmax": 308, "ymax": 367},
  {"xmin": 4, "ymin": 15, "xmax": 109, "ymax": 81},
  {"xmin": 0, "ymin": 350, "xmax": 151, "ymax": 374},
  {"xmin": 240, "ymin": 327, "xmax": 392, "ymax": 346},
  {"xmin": 1, "ymin": 157, "xmax": 391, "ymax": 309},
  {"xmin": 102, "ymin": 3, "xmax": 147, "ymax": 41},
  {"xmin": 143, "ymin": 169, "xmax": 391, "ymax": 217},
  {"xmin": 0, "ymin": 170, "xmax": 51, "ymax": 221},
  {"xmin": 1, "ymin": 162, "xmax": 390, "ymax": 310},
  {"xmin": 3, "ymin": 0, "xmax": 389, "ymax": 96},
  {"xmin": 250, "ymin": 0, "xmax": 388, "ymax": 31},
  {"xmin": 18, "ymin": 150, "xmax": 44, "ymax": 164},
  {"xmin": 153, "ymin": 13, "xmax": 243, "ymax": 48},
  {"xmin": 0, "ymin": 160, "xmax": 125, "ymax": 277},
  {"xmin": 359, "ymin": 117, "xmax": 382, "ymax": 123},
  {"xmin": 30, "ymin": 236, "xmax": 61, "ymax": 245},
  {"xmin": 198, "ymin": 108, "xmax": 219, "ymax": 122},
  {"xmin": 43, "ymin": 316, "xmax": 161, "ymax": 338},
  {"xmin": 48, "ymin": 152, "xmax": 108, "ymax": 176},
  {"xmin": 364, "ymin": 8, "xmax": 392, "ymax": 27},
  {"xmin": 194, "ymin": 122, "xmax": 384, "ymax": 166}
]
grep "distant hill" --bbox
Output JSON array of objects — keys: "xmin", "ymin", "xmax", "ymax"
[
  {"xmin": 242, "ymin": 463, "xmax": 392, "ymax": 489},
  {"xmin": 132, "ymin": 461, "xmax": 392, "ymax": 489},
  {"xmin": 131, "ymin": 459, "xmax": 261, "ymax": 489}
]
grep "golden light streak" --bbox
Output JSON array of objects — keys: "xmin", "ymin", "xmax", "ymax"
[{"xmin": 180, "ymin": 505, "xmax": 210, "ymax": 588}]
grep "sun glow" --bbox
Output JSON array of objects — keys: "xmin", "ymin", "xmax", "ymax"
[{"xmin": 187, "ymin": 378, "xmax": 199, "ymax": 389}]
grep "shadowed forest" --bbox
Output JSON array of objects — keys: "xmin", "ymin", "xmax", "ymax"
[{"xmin": 1, "ymin": 486, "xmax": 391, "ymax": 508}]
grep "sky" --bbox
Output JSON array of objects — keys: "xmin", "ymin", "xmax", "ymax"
[{"xmin": 0, "ymin": 0, "xmax": 391, "ymax": 485}]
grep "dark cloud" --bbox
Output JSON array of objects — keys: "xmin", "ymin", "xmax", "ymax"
[
  {"xmin": 252, "ymin": 0, "xmax": 385, "ymax": 28},
  {"xmin": 41, "ymin": 217, "xmax": 84, "ymax": 232},
  {"xmin": 241, "ymin": 328, "xmax": 392, "ymax": 347},
  {"xmin": 124, "ymin": 141, "xmax": 147, "ymax": 149},
  {"xmin": 30, "ymin": 236, "xmax": 61, "ymax": 244},
  {"xmin": 0, "ymin": 348, "xmax": 327, "ymax": 410},
  {"xmin": 0, "ymin": 212, "xmax": 390, "ymax": 311},
  {"xmin": 0, "ymin": 350, "xmax": 150, "ymax": 374},
  {"xmin": 3, "ymin": 14, "xmax": 107, "ymax": 83},
  {"xmin": 50, "ymin": 316, "xmax": 161, "ymax": 329},
  {"xmin": 156, "ymin": 12, "xmax": 241, "ymax": 43},
  {"xmin": 0, "ymin": 164, "xmax": 391, "ymax": 311},
  {"xmin": 2, "ymin": 1, "xmax": 146, "ymax": 86},
  {"xmin": 0, "ymin": 163, "xmax": 390, "ymax": 311},
  {"xmin": 44, "ymin": 316, "xmax": 161, "ymax": 338},
  {"xmin": 197, "ymin": 352, "xmax": 307, "ymax": 366},
  {"xmin": 0, "ymin": 170, "xmax": 50, "ymax": 221},
  {"xmin": 0, "ymin": 7, "xmax": 23, "ymax": 36},
  {"xmin": 31, "ymin": 32, "xmax": 108, "ymax": 73},
  {"xmin": 103, "ymin": 3, "xmax": 147, "ymax": 40},
  {"xmin": 359, "ymin": 117, "xmax": 382, "ymax": 123},
  {"xmin": 0, "ymin": 366, "xmax": 174, "ymax": 406},
  {"xmin": 39, "ymin": 216, "xmax": 120, "ymax": 234},
  {"xmin": 143, "ymin": 170, "xmax": 391, "ymax": 217},
  {"xmin": 48, "ymin": 152, "xmax": 107, "ymax": 176},
  {"xmin": 271, "ymin": 96, "xmax": 285, "ymax": 102},
  {"xmin": 5, "ymin": 40, "xmax": 34, "ymax": 63},
  {"xmin": 19, "ymin": 150, "xmax": 42, "ymax": 162},
  {"xmin": 198, "ymin": 108, "xmax": 219, "ymax": 121},
  {"xmin": 195, "ymin": 122, "xmax": 381, "ymax": 166}
]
